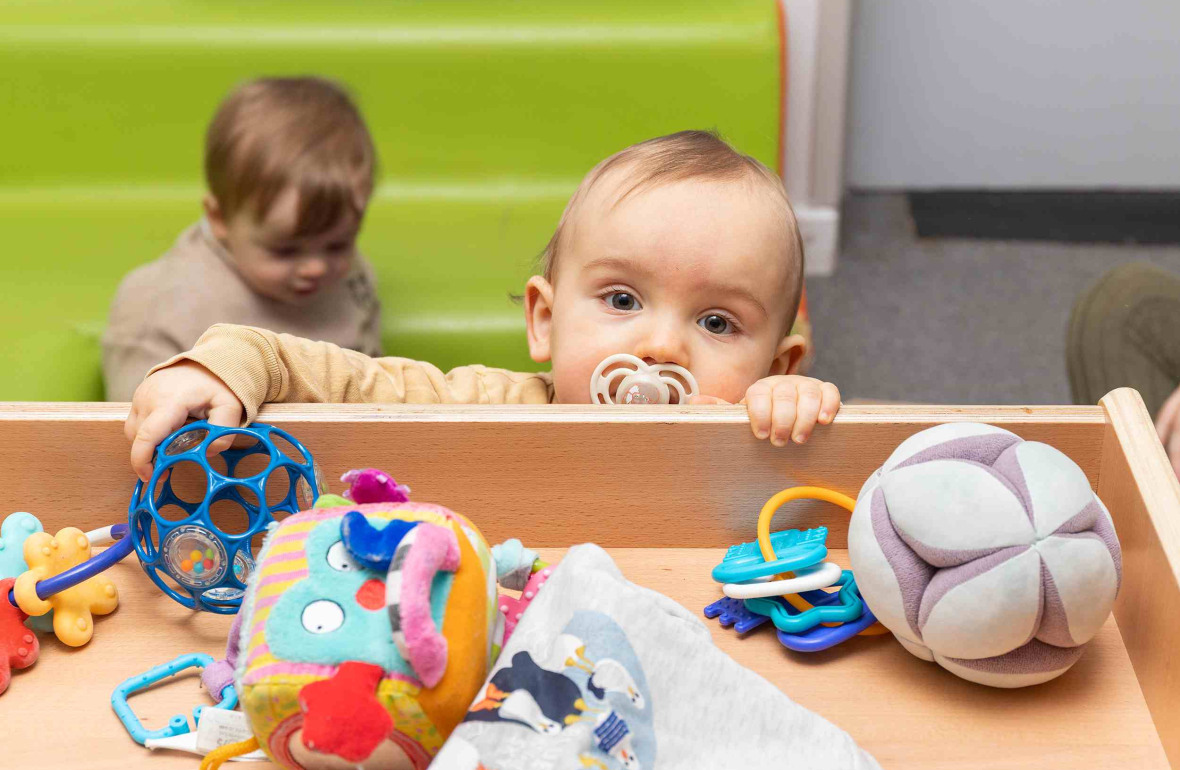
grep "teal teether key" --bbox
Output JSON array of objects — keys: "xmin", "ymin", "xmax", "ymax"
[
  {"xmin": 711, "ymin": 526, "xmax": 828, "ymax": 583},
  {"xmin": 743, "ymin": 572, "xmax": 865, "ymax": 633}
]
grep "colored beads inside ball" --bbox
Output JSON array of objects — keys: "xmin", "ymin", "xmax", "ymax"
[
  {"xmin": 164, "ymin": 525, "xmax": 226, "ymax": 588},
  {"xmin": 128, "ymin": 421, "xmax": 320, "ymax": 613}
]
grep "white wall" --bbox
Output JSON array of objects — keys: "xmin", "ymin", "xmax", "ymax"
[{"xmin": 845, "ymin": 1, "xmax": 1180, "ymax": 189}]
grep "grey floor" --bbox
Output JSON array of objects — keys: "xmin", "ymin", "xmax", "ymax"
[{"xmin": 806, "ymin": 193, "xmax": 1180, "ymax": 405}]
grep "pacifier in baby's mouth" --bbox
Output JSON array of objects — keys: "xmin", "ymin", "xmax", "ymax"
[{"xmin": 590, "ymin": 354, "xmax": 699, "ymax": 405}]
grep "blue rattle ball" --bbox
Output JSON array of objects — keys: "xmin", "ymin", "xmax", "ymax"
[{"xmin": 128, "ymin": 421, "xmax": 323, "ymax": 613}]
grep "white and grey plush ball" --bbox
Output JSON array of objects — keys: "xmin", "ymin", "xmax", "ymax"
[{"xmin": 848, "ymin": 423, "xmax": 1122, "ymax": 687}]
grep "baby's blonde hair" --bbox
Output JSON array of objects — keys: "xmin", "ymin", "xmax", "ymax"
[{"xmin": 541, "ymin": 130, "xmax": 805, "ymax": 326}]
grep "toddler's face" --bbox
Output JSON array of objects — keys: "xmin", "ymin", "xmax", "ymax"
[
  {"xmin": 526, "ymin": 177, "xmax": 802, "ymax": 404},
  {"xmin": 206, "ymin": 186, "xmax": 364, "ymax": 306}
]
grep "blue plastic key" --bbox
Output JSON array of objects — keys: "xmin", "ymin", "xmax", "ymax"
[
  {"xmin": 703, "ymin": 597, "xmax": 770, "ymax": 634},
  {"xmin": 743, "ymin": 571, "xmax": 864, "ymax": 633},
  {"xmin": 711, "ymin": 526, "xmax": 828, "ymax": 584}
]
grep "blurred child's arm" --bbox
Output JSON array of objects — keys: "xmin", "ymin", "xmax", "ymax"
[
  {"xmin": 126, "ymin": 324, "xmax": 552, "ymax": 480},
  {"xmin": 162, "ymin": 324, "xmax": 552, "ymax": 421}
]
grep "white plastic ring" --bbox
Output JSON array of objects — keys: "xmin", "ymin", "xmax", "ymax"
[{"xmin": 721, "ymin": 561, "xmax": 843, "ymax": 599}]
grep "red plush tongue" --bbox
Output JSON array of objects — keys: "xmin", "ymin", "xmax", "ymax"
[{"xmin": 299, "ymin": 661, "xmax": 392, "ymax": 762}]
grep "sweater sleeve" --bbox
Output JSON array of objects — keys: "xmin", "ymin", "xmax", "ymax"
[{"xmin": 148, "ymin": 324, "xmax": 554, "ymax": 423}]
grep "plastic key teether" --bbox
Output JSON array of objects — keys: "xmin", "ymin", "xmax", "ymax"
[
  {"xmin": 743, "ymin": 572, "xmax": 865, "ymax": 633},
  {"xmin": 112, "ymin": 653, "xmax": 239, "ymax": 745},
  {"xmin": 590, "ymin": 354, "xmax": 698, "ymax": 405},
  {"xmin": 712, "ymin": 526, "xmax": 829, "ymax": 584},
  {"xmin": 703, "ymin": 597, "xmax": 770, "ymax": 634},
  {"xmin": 14, "ymin": 527, "xmax": 119, "ymax": 647}
]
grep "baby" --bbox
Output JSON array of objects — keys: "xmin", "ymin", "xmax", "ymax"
[
  {"xmin": 102, "ymin": 77, "xmax": 383, "ymax": 401},
  {"xmin": 125, "ymin": 130, "xmax": 841, "ymax": 480}
]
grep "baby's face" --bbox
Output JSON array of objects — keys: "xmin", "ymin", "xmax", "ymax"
[
  {"xmin": 208, "ymin": 186, "xmax": 363, "ymax": 306},
  {"xmin": 528, "ymin": 177, "xmax": 799, "ymax": 404}
]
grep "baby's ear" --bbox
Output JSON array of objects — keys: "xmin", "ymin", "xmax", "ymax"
[
  {"xmin": 203, "ymin": 194, "xmax": 229, "ymax": 240},
  {"xmin": 770, "ymin": 334, "xmax": 808, "ymax": 376},
  {"xmin": 524, "ymin": 275, "xmax": 555, "ymax": 363}
]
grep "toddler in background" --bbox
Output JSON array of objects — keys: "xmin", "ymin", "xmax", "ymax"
[
  {"xmin": 102, "ymin": 76, "xmax": 383, "ymax": 401},
  {"xmin": 125, "ymin": 130, "xmax": 841, "ymax": 479}
]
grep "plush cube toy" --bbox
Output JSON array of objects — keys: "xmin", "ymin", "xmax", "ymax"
[
  {"xmin": 848, "ymin": 423, "xmax": 1122, "ymax": 688},
  {"xmin": 236, "ymin": 501, "xmax": 501, "ymax": 769}
]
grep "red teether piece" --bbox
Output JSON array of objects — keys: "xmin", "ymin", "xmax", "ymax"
[
  {"xmin": 299, "ymin": 661, "xmax": 391, "ymax": 762},
  {"xmin": 0, "ymin": 578, "xmax": 39, "ymax": 695}
]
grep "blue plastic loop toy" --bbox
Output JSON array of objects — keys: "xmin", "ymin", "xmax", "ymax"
[
  {"xmin": 711, "ymin": 526, "xmax": 828, "ymax": 584},
  {"xmin": 128, "ymin": 421, "xmax": 321, "ymax": 613},
  {"xmin": 743, "ymin": 571, "xmax": 865, "ymax": 633},
  {"xmin": 775, "ymin": 602, "xmax": 880, "ymax": 653},
  {"xmin": 112, "ymin": 653, "xmax": 239, "ymax": 745}
]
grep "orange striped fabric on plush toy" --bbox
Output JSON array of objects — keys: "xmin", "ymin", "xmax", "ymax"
[{"xmin": 234, "ymin": 502, "xmax": 500, "ymax": 770}]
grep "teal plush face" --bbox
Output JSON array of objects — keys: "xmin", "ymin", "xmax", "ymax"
[{"xmin": 267, "ymin": 518, "xmax": 452, "ymax": 675}]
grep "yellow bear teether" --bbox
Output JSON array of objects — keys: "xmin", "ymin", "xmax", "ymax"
[{"xmin": 14, "ymin": 527, "xmax": 118, "ymax": 647}]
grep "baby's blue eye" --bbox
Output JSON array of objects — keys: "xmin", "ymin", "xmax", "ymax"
[
  {"xmin": 607, "ymin": 292, "xmax": 639, "ymax": 311},
  {"xmin": 699, "ymin": 314, "xmax": 732, "ymax": 335}
]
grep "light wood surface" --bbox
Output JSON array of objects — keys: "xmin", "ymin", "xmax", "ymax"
[
  {"xmin": 1100, "ymin": 388, "xmax": 1180, "ymax": 769},
  {"xmin": 1, "ymin": 548, "xmax": 1167, "ymax": 770},
  {"xmin": 0, "ymin": 402, "xmax": 1108, "ymax": 548},
  {"xmin": 1, "ymin": 399, "xmax": 1173, "ymax": 769}
]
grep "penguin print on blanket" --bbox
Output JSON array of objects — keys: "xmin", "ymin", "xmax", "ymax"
[{"xmin": 451, "ymin": 611, "xmax": 655, "ymax": 770}]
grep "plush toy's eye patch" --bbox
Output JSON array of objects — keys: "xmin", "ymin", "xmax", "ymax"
[
  {"xmin": 302, "ymin": 600, "xmax": 345, "ymax": 634},
  {"xmin": 326, "ymin": 541, "xmax": 361, "ymax": 573}
]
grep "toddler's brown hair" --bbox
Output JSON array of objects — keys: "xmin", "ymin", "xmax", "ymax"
[{"xmin": 205, "ymin": 77, "xmax": 377, "ymax": 237}]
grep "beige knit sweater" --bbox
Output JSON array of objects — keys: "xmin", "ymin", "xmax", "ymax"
[
  {"xmin": 152, "ymin": 324, "xmax": 556, "ymax": 423},
  {"xmin": 103, "ymin": 221, "xmax": 383, "ymax": 401}
]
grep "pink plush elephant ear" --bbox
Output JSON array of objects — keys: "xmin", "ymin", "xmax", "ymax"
[{"xmin": 385, "ymin": 523, "xmax": 460, "ymax": 688}]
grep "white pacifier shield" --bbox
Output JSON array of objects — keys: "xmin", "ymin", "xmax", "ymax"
[{"xmin": 590, "ymin": 354, "xmax": 699, "ymax": 405}]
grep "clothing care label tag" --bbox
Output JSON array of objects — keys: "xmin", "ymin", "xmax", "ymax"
[{"xmin": 195, "ymin": 709, "xmax": 268, "ymax": 760}]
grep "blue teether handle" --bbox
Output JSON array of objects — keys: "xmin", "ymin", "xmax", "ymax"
[
  {"xmin": 112, "ymin": 653, "xmax": 240, "ymax": 745},
  {"xmin": 7, "ymin": 523, "xmax": 133, "ymax": 607}
]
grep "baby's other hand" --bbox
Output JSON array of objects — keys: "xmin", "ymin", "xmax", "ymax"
[
  {"xmin": 125, "ymin": 361, "xmax": 244, "ymax": 482},
  {"xmin": 743, "ymin": 375, "xmax": 841, "ymax": 446}
]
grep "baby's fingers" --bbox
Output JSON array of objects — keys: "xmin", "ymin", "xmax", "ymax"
[
  {"xmin": 130, "ymin": 402, "xmax": 190, "ymax": 482},
  {"xmin": 787, "ymin": 380, "xmax": 823, "ymax": 444},
  {"xmin": 767, "ymin": 383, "xmax": 798, "ymax": 447},
  {"xmin": 818, "ymin": 382, "xmax": 842, "ymax": 424},
  {"xmin": 745, "ymin": 382, "xmax": 774, "ymax": 440},
  {"xmin": 204, "ymin": 401, "xmax": 245, "ymax": 455}
]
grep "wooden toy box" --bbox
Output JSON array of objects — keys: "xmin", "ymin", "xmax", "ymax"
[{"xmin": 1, "ymin": 388, "xmax": 1177, "ymax": 768}]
